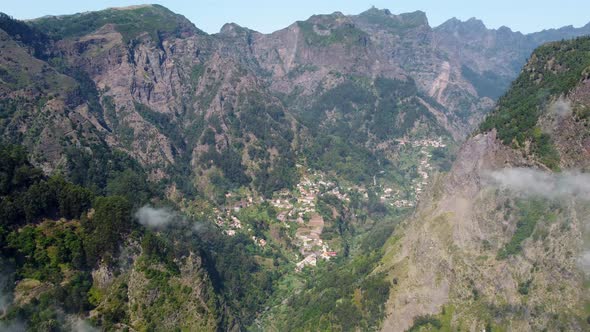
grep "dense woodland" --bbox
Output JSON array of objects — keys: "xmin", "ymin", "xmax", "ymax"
[
  {"xmin": 0, "ymin": 137, "xmax": 398, "ymax": 330},
  {"xmin": 480, "ymin": 37, "xmax": 590, "ymax": 170}
]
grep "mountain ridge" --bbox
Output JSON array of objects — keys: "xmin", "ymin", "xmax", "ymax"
[
  {"xmin": 1, "ymin": 5, "xmax": 590, "ymax": 331},
  {"xmin": 378, "ymin": 36, "xmax": 590, "ymax": 332}
]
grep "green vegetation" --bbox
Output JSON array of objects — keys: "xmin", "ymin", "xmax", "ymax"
[
  {"xmin": 83, "ymin": 196, "xmax": 133, "ymax": 265},
  {"xmin": 0, "ymin": 145, "xmax": 95, "ymax": 226},
  {"xmin": 461, "ymin": 65, "xmax": 509, "ymax": 99},
  {"xmin": 134, "ymin": 102, "xmax": 184, "ymax": 149},
  {"xmin": 304, "ymin": 135, "xmax": 380, "ymax": 183},
  {"xmin": 30, "ymin": 5, "xmax": 198, "ymax": 43},
  {"xmin": 372, "ymin": 77, "xmax": 433, "ymax": 139},
  {"xmin": 518, "ymin": 279, "xmax": 533, "ymax": 295},
  {"xmin": 299, "ymin": 81, "xmax": 378, "ymax": 181},
  {"xmin": 358, "ymin": 8, "xmax": 428, "ymax": 32},
  {"xmin": 256, "ymin": 194, "xmax": 402, "ymax": 330},
  {"xmin": 297, "ymin": 77, "xmax": 445, "ymax": 184},
  {"xmin": 64, "ymin": 144, "xmax": 152, "ymax": 204},
  {"xmin": 407, "ymin": 315, "xmax": 443, "ymax": 331},
  {"xmin": 190, "ymin": 63, "xmax": 205, "ymax": 85},
  {"xmin": 0, "ymin": 142, "xmax": 300, "ymax": 330},
  {"xmin": 297, "ymin": 19, "xmax": 368, "ymax": 46},
  {"xmin": 0, "ymin": 13, "xmax": 51, "ymax": 59},
  {"xmin": 271, "ymin": 253, "xmax": 391, "ymax": 331},
  {"xmin": 497, "ymin": 200, "xmax": 546, "ymax": 259},
  {"xmin": 480, "ymin": 37, "xmax": 590, "ymax": 169},
  {"xmin": 201, "ymin": 145, "xmax": 251, "ymax": 189},
  {"xmin": 0, "ymin": 144, "xmax": 146, "ymax": 331}
]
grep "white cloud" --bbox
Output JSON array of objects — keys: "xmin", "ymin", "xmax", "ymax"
[
  {"xmin": 550, "ymin": 98, "xmax": 572, "ymax": 117},
  {"xmin": 135, "ymin": 205, "xmax": 177, "ymax": 229},
  {"xmin": 72, "ymin": 319, "xmax": 98, "ymax": 332},
  {"xmin": 485, "ymin": 168, "xmax": 590, "ymax": 200},
  {"xmin": 486, "ymin": 167, "xmax": 590, "ymax": 275}
]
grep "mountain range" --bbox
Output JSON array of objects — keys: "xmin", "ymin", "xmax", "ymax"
[{"xmin": 0, "ymin": 4, "xmax": 589, "ymax": 331}]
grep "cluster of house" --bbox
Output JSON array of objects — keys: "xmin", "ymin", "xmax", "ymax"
[
  {"xmin": 324, "ymin": 186, "xmax": 350, "ymax": 202},
  {"xmin": 272, "ymin": 172, "xmax": 349, "ymax": 223},
  {"xmin": 411, "ymin": 137, "xmax": 447, "ymax": 148},
  {"xmin": 379, "ymin": 187, "xmax": 416, "ymax": 208},
  {"xmin": 413, "ymin": 151, "xmax": 431, "ymax": 196},
  {"xmin": 410, "ymin": 138, "xmax": 444, "ymax": 199},
  {"xmin": 251, "ymin": 235, "xmax": 267, "ymax": 247},
  {"xmin": 295, "ymin": 241, "xmax": 338, "ymax": 272},
  {"xmin": 221, "ymin": 215, "xmax": 243, "ymax": 236},
  {"xmin": 293, "ymin": 175, "xmax": 339, "ymax": 270},
  {"xmin": 211, "ymin": 171, "xmax": 343, "ymax": 271},
  {"xmin": 378, "ymin": 137, "xmax": 447, "ymax": 208}
]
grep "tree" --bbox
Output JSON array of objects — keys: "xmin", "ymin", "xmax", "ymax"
[{"xmin": 83, "ymin": 196, "xmax": 133, "ymax": 265}]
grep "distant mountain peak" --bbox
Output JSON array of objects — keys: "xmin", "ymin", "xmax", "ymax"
[
  {"xmin": 361, "ymin": 7, "xmax": 392, "ymax": 16},
  {"xmin": 28, "ymin": 4, "xmax": 203, "ymax": 40},
  {"xmin": 437, "ymin": 16, "xmax": 487, "ymax": 32},
  {"xmin": 220, "ymin": 22, "xmax": 245, "ymax": 34},
  {"xmin": 106, "ymin": 4, "xmax": 154, "ymax": 11},
  {"xmin": 356, "ymin": 8, "xmax": 429, "ymax": 30}
]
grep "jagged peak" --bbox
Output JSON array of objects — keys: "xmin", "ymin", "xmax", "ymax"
[
  {"xmin": 399, "ymin": 10, "xmax": 429, "ymax": 24},
  {"xmin": 436, "ymin": 16, "xmax": 489, "ymax": 33},
  {"xmin": 107, "ymin": 4, "xmax": 155, "ymax": 11},
  {"xmin": 220, "ymin": 22, "xmax": 244, "ymax": 33},
  {"xmin": 356, "ymin": 7, "xmax": 429, "ymax": 29},
  {"xmin": 218, "ymin": 22, "xmax": 259, "ymax": 37},
  {"xmin": 305, "ymin": 11, "xmax": 348, "ymax": 24},
  {"xmin": 31, "ymin": 4, "xmax": 167, "ymax": 20},
  {"xmin": 497, "ymin": 25, "xmax": 513, "ymax": 32},
  {"xmin": 466, "ymin": 17, "xmax": 486, "ymax": 28},
  {"xmin": 360, "ymin": 6, "xmax": 392, "ymax": 16},
  {"xmin": 28, "ymin": 4, "xmax": 204, "ymax": 40}
]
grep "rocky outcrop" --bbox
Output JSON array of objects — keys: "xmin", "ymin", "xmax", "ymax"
[
  {"xmin": 2, "ymin": 5, "xmax": 589, "ymax": 192},
  {"xmin": 378, "ymin": 40, "xmax": 590, "ymax": 331},
  {"xmin": 379, "ymin": 131, "xmax": 588, "ymax": 331}
]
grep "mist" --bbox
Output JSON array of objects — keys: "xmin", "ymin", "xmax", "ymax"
[
  {"xmin": 135, "ymin": 205, "xmax": 177, "ymax": 229},
  {"xmin": 0, "ymin": 321, "xmax": 26, "ymax": 332},
  {"xmin": 485, "ymin": 168, "xmax": 590, "ymax": 200},
  {"xmin": 0, "ymin": 260, "xmax": 23, "ymax": 332},
  {"xmin": 550, "ymin": 98, "xmax": 573, "ymax": 117},
  {"xmin": 0, "ymin": 260, "xmax": 13, "ymax": 317},
  {"xmin": 486, "ymin": 167, "xmax": 590, "ymax": 275},
  {"xmin": 578, "ymin": 251, "xmax": 590, "ymax": 275},
  {"xmin": 71, "ymin": 318, "xmax": 98, "ymax": 332}
]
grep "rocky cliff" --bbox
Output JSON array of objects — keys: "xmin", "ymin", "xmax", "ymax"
[
  {"xmin": 378, "ymin": 37, "xmax": 590, "ymax": 332},
  {"xmin": 1, "ymin": 5, "xmax": 589, "ymax": 199},
  {"xmin": 1, "ymin": 6, "xmax": 590, "ymax": 331}
]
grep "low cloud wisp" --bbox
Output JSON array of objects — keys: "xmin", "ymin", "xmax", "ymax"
[
  {"xmin": 135, "ymin": 205, "xmax": 177, "ymax": 229},
  {"xmin": 486, "ymin": 167, "xmax": 590, "ymax": 275},
  {"xmin": 485, "ymin": 168, "xmax": 590, "ymax": 200},
  {"xmin": 550, "ymin": 98, "xmax": 573, "ymax": 118}
]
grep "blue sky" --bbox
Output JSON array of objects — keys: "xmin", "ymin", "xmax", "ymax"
[{"xmin": 3, "ymin": 0, "xmax": 589, "ymax": 34}]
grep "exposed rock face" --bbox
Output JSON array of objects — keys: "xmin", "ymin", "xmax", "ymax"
[
  {"xmin": 2, "ymin": 5, "xmax": 588, "ymax": 193},
  {"xmin": 380, "ymin": 133, "xmax": 588, "ymax": 331},
  {"xmin": 378, "ymin": 39, "xmax": 590, "ymax": 332},
  {"xmin": 125, "ymin": 252, "xmax": 217, "ymax": 331},
  {"xmin": 1, "ymin": 6, "xmax": 589, "ymax": 331}
]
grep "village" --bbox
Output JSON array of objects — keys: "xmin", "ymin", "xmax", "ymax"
[
  {"xmin": 377, "ymin": 136, "xmax": 446, "ymax": 208},
  {"xmin": 208, "ymin": 170, "xmax": 347, "ymax": 271},
  {"xmin": 208, "ymin": 137, "xmax": 446, "ymax": 271}
]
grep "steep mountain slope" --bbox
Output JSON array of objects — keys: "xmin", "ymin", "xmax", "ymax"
[
  {"xmin": 377, "ymin": 37, "xmax": 590, "ymax": 332},
  {"xmin": 1, "ymin": 6, "xmax": 301, "ymax": 200},
  {"xmin": 1, "ymin": 5, "xmax": 590, "ymax": 331},
  {"xmin": 1, "ymin": 6, "xmax": 588, "ymax": 200}
]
